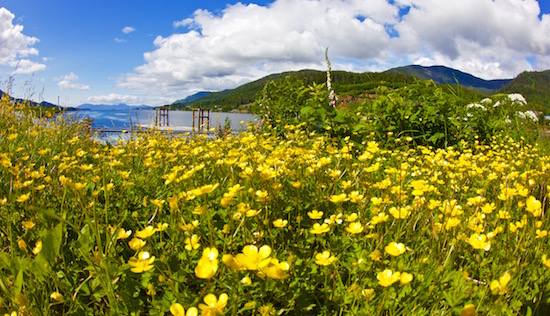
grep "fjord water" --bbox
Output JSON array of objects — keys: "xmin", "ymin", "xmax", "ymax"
[{"xmin": 65, "ymin": 108, "xmax": 257, "ymax": 132}]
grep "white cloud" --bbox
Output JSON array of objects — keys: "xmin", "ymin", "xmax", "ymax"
[
  {"xmin": 55, "ymin": 72, "xmax": 91, "ymax": 90},
  {"xmin": 0, "ymin": 7, "xmax": 45, "ymax": 73},
  {"xmin": 86, "ymin": 93, "xmax": 146, "ymax": 105},
  {"xmin": 114, "ymin": 37, "xmax": 127, "ymax": 43},
  {"xmin": 119, "ymin": 0, "xmax": 550, "ymax": 100},
  {"xmin": 122, "ymin": 26, "xmax": 136, "ymax": 34}
]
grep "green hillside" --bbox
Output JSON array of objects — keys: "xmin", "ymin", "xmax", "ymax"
[
  {"xmin": 498, "ymin": 70, "xmax": 550, "ymax": 112},
  {"xmin": 385, "ymin": 65, "xmax": 512, "ymax": 93},
  {"xmin": 170, "ymin": 70, "xmax": 423, "ymax": 111}
]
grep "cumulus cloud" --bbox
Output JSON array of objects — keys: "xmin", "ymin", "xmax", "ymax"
[
  {"xmin": 119, "ymin": 0, "xmax": 550, "ymax": 99},
  {"xmin": 0, "ymin": 7, "xmax": 45, "ymax": 73},
  {"xmin": 55, "ymin": 72, "xmax": 91, "ymax": 90},
  {"xmin": 86, "ymin": 93, "xmax": 146, "ymax": 105},
  {"xmin": 122, "ymin": 26, "xmax": 136, "ymax": 34}
]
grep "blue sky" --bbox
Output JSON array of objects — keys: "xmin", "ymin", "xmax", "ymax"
[{"xmin": 1, "ymin": 0, "xmax": 549, "ymax": 106}]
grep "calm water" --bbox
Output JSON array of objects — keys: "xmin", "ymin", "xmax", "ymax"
[{"xmin": 65, "ymin": 109, "xmax": 257, "ymax": 132}]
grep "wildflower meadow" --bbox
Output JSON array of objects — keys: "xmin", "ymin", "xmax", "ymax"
[{"xmin": 1, "ymin": 74, "xmax": 550, "ymax": 316}]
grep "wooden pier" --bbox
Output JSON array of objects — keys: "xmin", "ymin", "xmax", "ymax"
[
  {"xmin": 192, "ymin": 108, "xmax": 210, "ymax": 133},
  {"xmin": 155, "ymin": 105, "xmax": 169, "ymax": 126}
]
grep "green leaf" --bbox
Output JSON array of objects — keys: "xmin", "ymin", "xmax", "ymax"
[{"xmin": 37, "ymin": 224, "xmax": 63, "ymax": 263}]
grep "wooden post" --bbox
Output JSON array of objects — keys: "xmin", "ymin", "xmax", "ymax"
[
  {"xmin": 192, "ymin": 108, "xmax": 210, "ymax": 133},
  {"xmin": 155, "ymin": 106, "xmax": 169, "ymax": 127}
]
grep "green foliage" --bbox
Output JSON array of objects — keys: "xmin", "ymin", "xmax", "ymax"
[{"xmin": 499, "ymin": 70, "xmax": 550, "ymax": 112}]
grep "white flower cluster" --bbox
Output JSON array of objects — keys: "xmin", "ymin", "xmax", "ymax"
[{"xmin": 466, "ymin": 93, "xmax": 539, "ymax": 123}]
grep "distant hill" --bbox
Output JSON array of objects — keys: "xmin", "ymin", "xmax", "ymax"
[
  {"xmin": 173, "ymin": 91, "xmax": 213, "ymax": 104},
  {"xmin": 498, "ymin": 70, "xmax": 550, "ymax": 112},
  {"xmin": 385, "ymin": 65, "xmax": 512, "ymax": 93},
  {"xmin": 76, "ymin": 103, "xmax": 154, "ymax": 110},
  {"xmin": 170, "ymin": 69, "xmax": 417, "ymax": 111},
  {"xmin": 0, "ymin": 89, "xmax": 59, "ymax": 108}
]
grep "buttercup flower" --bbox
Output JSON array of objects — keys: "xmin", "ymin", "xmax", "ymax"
[
  {"xmin": 198, "ymin": 293, "xmax": 228, "ymax": 316},
  {"xmin": 377, "ymin": 269, "xmax": 401, "ymax": 287},
  {"xmin": 315, "ymin": 251, "xmax": 337, "ymax": 266},
  {"xmin": 236, "ymin": 245, "xmax": 272, "ymax": 270},
  {"xmin": 345, "ymin": 222, "xmax": 364, "ymax": 234},
  {"xmin": 467, "ymin": 233, "xmax": 491, "ymax": 251},
  {"xmin": 184, "ymin": 234, "xmax": 200, "ymax": 251},
  {"xmin": 400, "ymin": 272, "xmax": 414, "ymax": 285},
  {"xmin": 32, "ymin": 240, "xmax": 42, "ymax": 255},
  {"xmin": 259, "ymin": 258, "xmax": 290, "ymax": 279},
  {"xmin": 272, "ymin": 219, "xmax": 288, "ymax": 228},
  {"xmin": 195, "ymin": 247, "xmax": 219, "ymax": 279},
  {"xmin": 385, "ymin": 242, "xmax": 406, "ymax": 257},
  {"xmin": 170, "ymin": 303, "xmax": 198, "ymax": 316},
  {"xmin": 135, "ymin": 225, "xmax": 156, "ymax": 239},
  {"xmin": 490, "ymin": 271, "xmax": 511, "ymax": 295},
  {"xmin": 129, "ymin": 237, "xmax": 146, "ymax": 251},
  {"xmin": 310, "ymin": 223, "xmax": 330, "ymax": 234},
  {"xmin": 128, "ymin": 251, "xmax": 155, "ymax": 273},
  {"xmin": 307, "ymin": 210, "xmax": 323, "ymax": 219},
  {"xmin": 329, "ymin": 193, "xmax": 349, "ymax": 203}
]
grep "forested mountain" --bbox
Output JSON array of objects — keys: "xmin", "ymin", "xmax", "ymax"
[
  {"xmin": 385, "ymin": 65, "xmax": 512, "ymax": 93},
  {"xmin": 498, "ymin": 70, "xmax": 550, "ymax": 111},
  {"xmin": 170, "ymin": 69, "xmax": 418, "ymax": 111},
  {"xmin": 169, "ymin": 65, "xmax": 548, "ymax": 112}
]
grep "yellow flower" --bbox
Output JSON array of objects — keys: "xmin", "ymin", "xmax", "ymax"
[
  {"xmin": 542, "ymin": 255, "xmax": 550, "ymax": 269},
  {"xmin": 377, "ymin": 269, "xmax": 401, "ymax": 287},
  {"xmin": 195, "ymin": 247, "xmax": 218, "ymax": 279},
  {"xmin": 184, "ymin": 234, "xmax": 200, "ymax": 251},
  {"xmin": 190, "ymin": 183, "xmax": 219, "ymax": 196},
  {"xmin": 129, "ymin": 237, "xmax": 146, "ymax": 251},
  {"xmin": 400, "ymin": 272, "xmax": 413, "ymax": 285},
  {"xmin": 16, "ymin": 193, "xmax": 31, "ymax": 203},
  {"xmin": 490, "ymin": 271, "xmax": 511, "ymax": 295},
  {"xmin": 259, "ymin": 258, "xmax": 290, "ymax": 279},
  {"xmin": 128, "ymin": 251, "xmax": 155, "ymax": 273},
  {"xmin": 315, "ymin": 251, "xmax": 337, "ymax": 266},
  {"xmin": 198, "ymin": 293, "xmax": 228, "ymax": 316},
  {"xmin": 240, "ymin": 276, "xmax": 252, "ymax": 285},
  {"xmin": 310, "ymin": 223, "xmax": 330, "ymax": 234},
  {"xmin": 389, "ymin": 206, "xmax": 410, "ymax": 219},
  {"xmin": 361, "ymin": 288, "xmax": 375, "ymax": 299},
  {"xmin": 467, "ymin": 233, "xmax": 491, "ymax": 251},
  {"xmin": 461, "ymin": 304, "xmax": 476, "ymax": 316},
  {"xmin": 329, "ymin": 193, "xmax": 349, "ymax": 203},
  {"xmin": 371, "ymin": 212, "xmax": 389, "ymax": 225},
  {"xmin": 307, "ymin": 210, "xmax": 323, "ymax": 219},
  {"xmin": 345, "ymin": 222, "xmax": 364, "ymax": 234},
  {"xmin": 272, "ymin": 219, "xmax": 288, "ymax": 228},
  {"xmin": 17, "ymin": 239, "xmax": 27, "ymax": 250},
  {"xmin": 345, "ymin": 213, "xmax": 358, "ymax": 222},
  {"xmin": 135, "ymin": 225, "xmax": 156, "ymax": 239},
  {"xmin": 170, "ymin": 303, "xmax": 198, "ymax": 316},
  {"xmin": 481, "ymin": 202, "xmax": 496, "ymax": 214},
  {"xmin": 222, "ymin": 254, "xmax": 244, "ymax": 271},
  {"xmin": 291, "ymin": 181, "xmax": 301, "ymax": 188},
  {"xmin": 193, "ymin": 205, "xmax": 208, "ymax": 215},
  {"xmin": 385, "ymin": 242, "xmax": 406, "ymax": 257},
  {"xmin": 73, "ymin": 182, "xmax": 86, "ymax": 191},
  {"xmin": 245, "ymin": 208, "xmax": 262, "ymax": 217},
  {"xmin": 22, "ymin": 220, "xmax": 35, "ymax": 229},
  {"xmin": 236, "ymin": 245, "xmax": 272, "ymax": 270},
  {"xmin": 526, "ymin": 196, "xmax": 542, "ymax": 217},
  {"xmin": 369, "ymin": 250, "xmax": 382, "ymax": 261},
  {"xmin": 32, "ymin": 240, "xmax": 42, "ymax": 255},
  {"xmin": 149, "ymin": 199, "xmax": 165, "ymax": 209},
  {"xmin": 116, "ymin": 228, "xmax": 132, "ymax": 240},
  {"xmin": 156, "ymin": 222, "xmax": 168, "ymax": 232},
  {"xmin": 50, "ymin": 292, "xmax": 63, "ymax": 302},
  {"xmin": 255, "ymin": 190, "xmax": 270, "ymax": 203}
]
